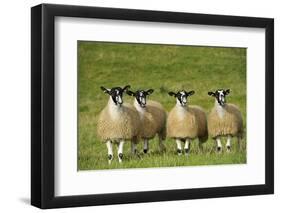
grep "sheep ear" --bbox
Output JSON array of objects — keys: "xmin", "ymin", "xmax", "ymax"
[
  {"xmin": 225, "ymin": 89, "xmax": 230, "ymax": 95},
  {"xmin": 126, "ymin": 90, "xmax": 135, "ymax": 96},
  {"xmin": 168, "ymin": 92, "xmax": 176, "ymax": 97},
  {"xmin": 208, "ymin": 91, "xmax": 215, "ymax": 96},
  {"xmin": 101, "ymin": 86, "xmax": 110, "ymax": 94},
  {"xmin": 146, "ymin": 89, "xmax": 154, "ymax": 95},
  {"xmin": 123, "ymin": 85, "xmax": 131, "ymax": 92},
  {"xmin": 188, "ymin": 90, "xmax": 195, "ymax": 96}
]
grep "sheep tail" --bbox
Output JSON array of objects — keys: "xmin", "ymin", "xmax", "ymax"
[
  {"xmin": 199, "ymin": 131, "xmax": 208, "ymax": 143},
  {"xmin": 159, "ymin": 126, "xmax": 167, "ymax": 140}
]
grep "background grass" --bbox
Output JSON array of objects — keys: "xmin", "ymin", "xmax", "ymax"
[{"xmin": 78, "ymin": 41, "xmax": 246, "ymax": 170}]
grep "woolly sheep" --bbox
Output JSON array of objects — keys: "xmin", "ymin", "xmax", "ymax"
[
  {"xmin": 97, "ymin": 85, "xmax": 141, "ymax": 163},
  {"xmin": 167, "ymin": 90, "xmax": 208, "ymax": 156},
  {"xmin": 127, "ymin": 89, "xmax": 167, "ymax": 153},
  {"xmin": 207, "ymin": 89, "xmax": 243, "ymax": 152}
]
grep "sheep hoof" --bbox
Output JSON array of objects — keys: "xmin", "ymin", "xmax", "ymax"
[
  {"xmin": 177, "ymin": 149, "xmax": 182, "ymax": 155},
  {"xmin": 184, "ymin": 148, "xmax": 189, "ymax": 155},
  {"xmin": 160, "ymin": 145, "xmax": 166, "ymax": 152},
  {"xmin": 143, "ymin": 149, "xmax": 148, "ymax": 154},
  {"xmin": 226, "ymin": 146, "xmax": 231, "ymax": 152},
  {"xmin": 118, "ymin": 153, "xmax": 123, "ymax": 159},
  {"xmin": 217, "ymin": 147, "xmax": 222, "ymax": 152},
  {"xmin": 118, "ymin": 153, "xmax": 123, "ymax": 163},
  {"xmin": 108, "ymin": 155, "xmax": 113, "ymax": 164}
]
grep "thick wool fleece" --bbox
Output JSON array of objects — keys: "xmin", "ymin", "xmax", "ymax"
[
  {"xmin": 208, "ymin": 103, "xmax": 243, "ymax": 138},
  {"xmin": 138, "ymin": 100, "xmax": 167, "ymax": 140},
  {"xmin": 97, "ymin": 102, "xmax": 141, "ymax": 142},
  {"xmin": 167, "ymin": 105, "xmax": 208, "ymax": 141}
]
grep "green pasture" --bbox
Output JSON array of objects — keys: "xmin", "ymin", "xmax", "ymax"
[{"xmin": 78, "ymin": 41, "xmax": 246, "ymax": 170}]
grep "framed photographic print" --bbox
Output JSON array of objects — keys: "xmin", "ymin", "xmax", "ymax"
[{"xmin": 31, "ymin": 3, "xmax": 274, "ymax": 209}]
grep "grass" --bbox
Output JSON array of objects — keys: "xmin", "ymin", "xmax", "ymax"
[{"xmin": 78, "ymin": 41, "xmax": 247, "ymax": 170}]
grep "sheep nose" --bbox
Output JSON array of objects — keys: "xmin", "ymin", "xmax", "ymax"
[
  {"xmin": 116, "ymin": 96, "xmax": 123, "ymax": 104},
  {"xmin": 117, "ymin": 99, "xmax": 123, "ymax": 104}
]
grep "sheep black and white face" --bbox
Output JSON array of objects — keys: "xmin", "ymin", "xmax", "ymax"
[
  {"xmin": 127, "ymin": 89, "xmax": 154, "ymax": 108},
  {"xmin": 168, "ymin": 90, "xmax": 195, "ymax": 107},
  {"xmin": 100, "ymin": 85, "xmax": 130, "ymax": 106},
  {"xmin": 208, "ymin": 89, "xmax": 230, "ymax": 106}
]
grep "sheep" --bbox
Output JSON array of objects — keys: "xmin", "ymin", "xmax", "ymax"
[
  {"xmin": 127, "ymin": 89, "xmax": 167, "ymax": 153},
  {"xmin": 167, "ymin": 90, "xmax": 208, "ymax": 156},
  {"xmin": 207, "ymin": 89, "xmax": 243, "ymax": 152},
  {"xmin": 97, "ymin": 85, "xmax": 141, "ymax": 163}
]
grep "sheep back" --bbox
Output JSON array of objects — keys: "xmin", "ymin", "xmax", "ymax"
[
  {"xmin": 140, "ymin": 100, "xmax": 167, "ymax": 139},
  {"xmin": 208, "ymin": 103, "xmax": 243, "ymax": 138},
  {"xmin": 97, "ymin": 103, "xmax": 141, "ymax": 142},
  {"xmin": 167, "ymin": 105, "xmax": 208, "ymax": 140}
]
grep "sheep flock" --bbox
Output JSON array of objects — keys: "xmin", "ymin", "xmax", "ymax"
[{"xmin": 96, "ymin": 86, "xmax": 244, "ymax": 163}]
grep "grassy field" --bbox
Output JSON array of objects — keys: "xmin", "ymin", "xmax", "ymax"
[{"xmin": 78, "ymin": 41, "xmax": 247, "ymax": 170}]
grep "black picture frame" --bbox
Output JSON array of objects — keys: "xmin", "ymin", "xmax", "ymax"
[{"xmin": 31, "ymin": 3, "xmax": 274, "ymax": 209}]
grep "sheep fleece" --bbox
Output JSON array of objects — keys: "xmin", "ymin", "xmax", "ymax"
[
  {"xmin": 97, "ymin": 103, "xmax": 140, "ymax": 142},
  {"xmin": 139, "ymin": 100, "xmax": 166, "ymax": 139},
  {"xmin": 208, "ymin": 103, "xmax": 243, "ymax": 138},
  {"xmin": 167, "ymin": 105, "xmax": 208, "ymax": 140}
]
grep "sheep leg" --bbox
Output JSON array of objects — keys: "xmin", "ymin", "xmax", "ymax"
[
  {"xmin": 237, "ymin": 137, "xmax": 242, "ymax": 151},
  {"xmin": 176, "ymin": 139, "xmax": 182, "ymax": 155},
  {"xmin": 106, "ymin": 141, "xmax": 113, "ymax": 164},
  {"xmin": 158, "ymin": 128, "xmax": 166, "ymax": 152},
  {"xmin": 216, "ymin": 137, "xmax": 222, "ymax": 152},
  {"xmin": 143, "ymin": 139, "xmax": 149, "ymax": 154},
  {"xmin": 158, "ymin": 136, "xmax": 166, "ymax": 152},
  {"xmin": 117, "ymin": 141, "xmax": 125, "ymax": 163},
  {"xmin": 198, "ymin": 140, "xmax": 203, "ymax": 153},
  {"xmin": 226, "ymin": 135, "xmax": 231, "ymax": 152},
  {"xmin": 131, "ymin": 142, "xmax": 137, "ymax": 155},
  {"xmin": 184, "ymin": 139, "xmax": 190, "ymax": 156}
]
